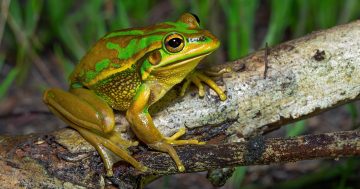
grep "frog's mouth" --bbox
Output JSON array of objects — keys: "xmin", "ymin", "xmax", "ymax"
[{"xmin": 154, "ymin": 52, "xmax": 210, "ymax": 71}]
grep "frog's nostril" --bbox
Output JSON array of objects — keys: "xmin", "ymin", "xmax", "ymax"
[{"xmin": 188, "ymin": 36, "xmax": 207, "ymax": 43}]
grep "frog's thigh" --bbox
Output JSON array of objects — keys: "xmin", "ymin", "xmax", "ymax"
[
  {"xmin": 43, "ymin": 88, "xmax": 146, "ymax": 175},
  {"xmin": 43, "ymin": 88, "xmax": 115, "ymax": 133},
  {"xmin": 44, "ymin": 88, "xmax": 136, "ymax": 147}
]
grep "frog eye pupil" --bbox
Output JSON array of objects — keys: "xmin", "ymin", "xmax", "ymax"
[
  {"xmin": 164, "ymin": 34, "xmax": 185, "ymax": 53},
  {"xmin": 168, "ymin": 38, "xmax": 182, "ymax": 48}
]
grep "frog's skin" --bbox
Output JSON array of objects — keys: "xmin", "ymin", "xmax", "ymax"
[{"xmin": 43, "ymin": 13, "xmax": 226, "ymax": 176}]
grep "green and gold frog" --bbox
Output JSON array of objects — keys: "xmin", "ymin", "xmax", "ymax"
[{"xmin": 43, "ymin": 13, "xmax": 226, "ymax": 176}]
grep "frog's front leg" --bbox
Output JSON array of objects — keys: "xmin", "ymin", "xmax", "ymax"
[
  {"xmin": 43, "ymin": 88, "xmax": 146, "ymax": 176},
  {"xmin": 180, "ymin": 68, "xmax": 231, "ymax": 101},
  {"xmin": 126, "ymin": 84, "xmax": 203, "ymax": 172}
]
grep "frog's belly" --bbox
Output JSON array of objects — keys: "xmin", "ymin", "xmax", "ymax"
[{"xmin": 90, "ymin": 69, "xmax": 141, "ymax": 111}]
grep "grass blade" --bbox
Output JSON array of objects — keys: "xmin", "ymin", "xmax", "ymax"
[
  {"xmin": 0, "ymin": 67, "xmax": 19, "ymax": 99},
  {"xmin": 286, "ymin": 120, "xmax": 306, "ymax": 137}
]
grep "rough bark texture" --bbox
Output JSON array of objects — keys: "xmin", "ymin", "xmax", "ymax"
[
  {"xmin": 1, "ymin": 130, "xmax": 359, "ymax": 188},
  {"xmin": 0, "ymin": 20, "xmax": 360, "ymax": 188}
]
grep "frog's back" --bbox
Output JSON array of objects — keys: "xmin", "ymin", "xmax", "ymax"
[
  {"xmin": 69, "ymin": 25, "xmax": 170, "ymax": 110},
  {"xmin": 69, "ymin": 26, "xmax": 164, "ymax": 87}
]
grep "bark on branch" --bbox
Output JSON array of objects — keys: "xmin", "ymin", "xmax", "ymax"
[{"xmin": 1, "ymin": 20, "xmax": 360, "ymax": 188}]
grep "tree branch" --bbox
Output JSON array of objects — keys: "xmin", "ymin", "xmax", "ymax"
[{"xmin": 1, "ymin": 20, "xmax": 360, "ymax": 188}]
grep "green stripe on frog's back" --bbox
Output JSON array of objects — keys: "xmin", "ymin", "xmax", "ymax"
[
  {"xmin": 104, "ymin": 22, "xmax": 198, "ymax": 39},
  {"xmin": 95, "ymin": 59, "xmax": 111, "ymax": 71},
  {"xmin": 106, "ymin": 34, "xmax": 163, "ymax": 60},
  {"xmin": 84, "ymin": 35, "xmax": 163, "ymax": 86},
  {"xmin": 83, "ymin": 59, "xmax": 111, "ymax": 83}
]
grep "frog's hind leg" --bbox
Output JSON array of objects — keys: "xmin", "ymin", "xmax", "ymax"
[
  {"xmin": 43, "ymin": 88, "xmax": 146, "ymax": 176},
  {"xmin": 73, "ymin": 124, "xmax": 147, "ymax": 176},
  {"xmin": 61, "ymin": 121, "xmax": 144, "ymax": 176},
  {"xmin": 149, "ymin": 131, "xmax": 204, "ymax": 172},
  {"xmin": 148, "ymin": 142, "xmax": 185, "ymax": 172}
]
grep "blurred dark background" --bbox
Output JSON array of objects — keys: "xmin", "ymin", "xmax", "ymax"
[{"xmin": 0, "ymin": 0, "xmax": 360, "ymax": 188}]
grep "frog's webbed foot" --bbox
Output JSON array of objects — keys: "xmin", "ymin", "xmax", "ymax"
[
  {"xmin": 150, "ymin": 127, "xmax": 205, "ymax": 172},
  {"xmin": 75, "ymin": 126, "xmax": 147, "ymax": 176},
  {"xmin": 180, "ymin": 68, "xmax": 230, "ymax": 101}
]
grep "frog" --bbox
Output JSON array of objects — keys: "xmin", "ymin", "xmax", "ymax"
[{"xmin": 43, "ymin": 13, "xmax": 227, "ymax": 176}]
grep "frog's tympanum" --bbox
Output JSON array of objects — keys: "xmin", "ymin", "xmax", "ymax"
[{"xmin": 43, "ymin": 13, "xmax": 226, "ymax": 176}]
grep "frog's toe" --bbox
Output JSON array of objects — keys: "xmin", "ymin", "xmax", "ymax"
[
  {"xmin": 190, "ymin": 76, "xmax": 205, "ymax": 97},
  {"xmin": 108, "ymin": 131, "xmax": 139, "ymax": 148},
  {"xmin": 196, "ymin": 72, "xmax": 227, "ymax": 101},
  {"xmin": 165, "ymin": 128, "xmax": 205, "ymax": 145},
  {"xmin": 178, "ymin": 165, "xmax": 185, "ymax": 172},
  {"xmin": 121, "ymin": 140, "xmax": 139, "ymax": 148},
  {"xmin": 181, "ymin": 70, "xmax": 227, "ymax": 100},
  {"xmin": 130, "ymin": 141, "xmax": 139, "ymax": 147},
  {"xmin": 204, "ymin": 67, "xmax": 232, "ymax": 76},
  {"xmin": 149, "ymin": 142, "xmax": 186, "ymax": 172},
  {"xmin": 180, "ymin": 79, "xmax": 192, "ymax": 97},
  {"xmin": 165, "ymin": 127, "xmax": 186, "ymax": 141},
  {"xmin": 167, "ymin": 139, "xmax": 205, "ymax": 145}
]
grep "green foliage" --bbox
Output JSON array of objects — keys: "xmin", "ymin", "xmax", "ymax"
[
  {"xmin": 263, "ymin": 0, "xmax": 293, "ymax": 46},
  {"xmin": 190, "ymin": 0, "xmax": 211, "ymax": 27},
  {"xmin": 2, "ymin": 0, "xmax": 360, "ymax": 88},
  {"xmin": 220, "ymin": 0, "xmax": 259, "ymax": 59},
  {"xmin": 231, "ymin": 166, "xmax": 247, "ymax": 188},
  {"xmin": 346, "ymin": 103, "xmax": 358, "ymax": 128},
  {"xmin": 0, "ymin": 67, "xmax": 19, "ymax": 100},
  {"xmin": 162, "ymin": 175, "xmax": 170, "ymax": 189},
  {"xmin": 272, "ymin": 159, "xmax": 359, "ymax": 189},
  {"xmin": 0, "ymin": 55, "xmax": 19, "ymax": 100},
  {"xmin": 286, "ymin": 120, "xmax": 306, "ymax": 137}
]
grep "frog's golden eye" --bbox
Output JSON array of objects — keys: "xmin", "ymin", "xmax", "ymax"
[{"xmin": 164, "ymin": 33, "xmax": 185, "ymax": 53}]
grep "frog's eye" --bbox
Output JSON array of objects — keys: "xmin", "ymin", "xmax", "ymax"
[{"xmin": 164, "ymin": 33, "xmax": 185, "ymax": 53}]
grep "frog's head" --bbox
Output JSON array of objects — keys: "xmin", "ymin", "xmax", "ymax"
[{"xmin": 141, "ymin": 13, "xmax": 220, "ymax": 81}]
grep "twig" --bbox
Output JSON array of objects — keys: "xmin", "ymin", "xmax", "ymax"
[
  {"xmin": 127, "ymin": 130, "xmax": 360, "ymax": 175},
  {"xmin": 263, "ymin": 42, "xmax": 269, "ymax": 79},
  {"xmin": 0, "ymin": 130, "xmax": 358, "ymax": 188}
]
